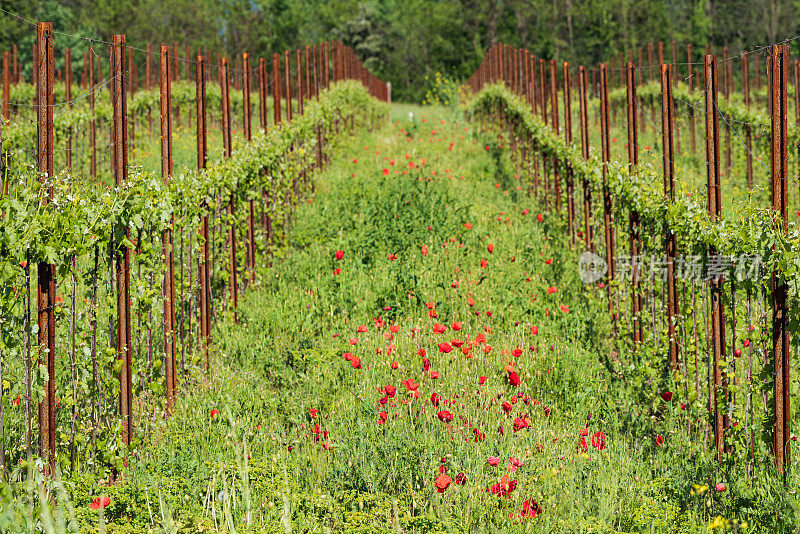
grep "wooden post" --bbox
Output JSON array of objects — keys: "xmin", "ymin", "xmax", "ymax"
[
  {"xmin": 627, "ymin": 62, "xmax": 643, "ymax": 346},
  {"xmin": 159, "ymin": 45, "xmax": 176, "ymax": 415},
  {"xmin": 704, "ymin": 53, "xmax": 727, "ymax": 465},
  {"xmin": 661, "ymin": 64, "xmax": 679, "ymax": 368},
  {"xmin": 770, "ymin": 44, "xmax": 790, "ymax": 474},
  {"xmin": 36, "ymin": 21, "xmax": 56, "ymax": 470},
  {"xmin": 111, "ymin": 34, "xmax": 132, "ymax": 447}
]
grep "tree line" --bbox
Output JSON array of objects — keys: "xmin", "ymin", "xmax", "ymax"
[{"xmin": 1, "ymin": 0, "xmax": 797, "ymax": 102}]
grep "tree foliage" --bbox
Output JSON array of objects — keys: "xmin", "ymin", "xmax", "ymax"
[{"xmin": 1, "ymin": 0, "xmax": 798, "ymax": 101}]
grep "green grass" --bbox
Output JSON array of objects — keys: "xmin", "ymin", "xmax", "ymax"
[{"xmin": 2, "ymin": 100, "xmax": 798, "ymax": 532}]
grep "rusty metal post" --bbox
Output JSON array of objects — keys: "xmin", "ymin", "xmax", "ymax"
[
  {"xmin": 599, "ymin": 64, "xmax": 615, "ymax": 323},
  {"xmin": 159, "ymin": 45, "xmax": 176, "ymax": 415},
  {"xmin": 794, "ymin": 60, "xmax": 799, "ymax": 192},
  {"xmin": 3, "ymin": 51, "xmax": 9, "ymax": 121},
  {"xmin": 89, "ymin": 48, "xmax": 96, "ymax": 179},
  {"xmin": 770, "ymin": 44, "xmax": 790, "ymax": 474},
  {"xmin": 242, "ymin": 53, "xmax": 252, "ymax": 140},
  {"xmin": 722, "ymin": 47, "xmax": 731, "ymax": 175},
  {"xmin": 12, "ymin": 44, "xmax": 17, "ymax": 84},
  {"xmin": 128, "ymin": 47, "xmax": 136, "ymax": 152},
  {"xmin": 563, "ymin": 62, "xmax": 575, "ymax": 245},
  {"xmin": 688, "ymin": 44, "xmax": 696, "ymax": 155},
  {"xmin": 704, "ymin": 53, "xmax": 727, "ymax": 465},
  {"xmin": 273, "ymin": 53, "xmax": 282, "ymax": 125},
  {"xmin": 648, "ymin": 42, "xmax": 654, "ymax": 81},
  {"xmin": 196, "ymin": 55, "xmax": 211, "ymax": 371},
  {"xmin": 660, "ymin": 64, "xmax": 679, "ymax": 367},
  {"xmin": 305, "ymin": 46, "xmax": 311, "ymax": 100},
  {"xmin": 539, "ymin": 58, "xmax": 548, "ymax": 202},
  {"xmin": 242, "ymin": 53, "xmax": 256, "ymax": 284},
  {"xmin": 284, "ymin": 51, "xmax": 292, "ymax": 122},
  {"xmin": 626, "ymin": 62, "xmax": 643, "ymax": 346},
  {"xmin": 221, "ymin": 58, "xmax": 239, "ymax": 322},
  {"xmin": 549, "ymin": 59, "xmax": 560, "ymax": 212},
  {"xmin": 259, "ymin": 57, "xmax": 267, "ymax": 130},
  {"xmin": 743, "ymin": 55, "xmax": 753, "ymax": 188},
  {"xmin": 313, "ymin": 44, "xmax": 319, "ymax": 99},
  {"xmin": 296, "ymin": 49, "xmax": 303, "ymax": 115},
  {"xmin": 36, "ymin": 21, "xmax": 56, "ymax": 469},
  {"xmin": 579, "ymin": 65, "xmax": 593, "ymax": 253},
  {"xmin": 64, "ymin": 48, "xmax": 72, "ymax": 170},
  {"xmin": 111, "ymin": 34, "xmax": 132, "ymax": 447}
]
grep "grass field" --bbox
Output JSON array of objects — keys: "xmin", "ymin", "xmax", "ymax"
[{"xmin": 3, "ymin": 98, "xmax": 798, "ymax": 533}]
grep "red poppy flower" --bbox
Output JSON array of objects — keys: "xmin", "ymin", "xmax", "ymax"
[
  {"xmin": 715, "ymin": 483, "xmax": 726, "ymax": 492},
  {"xmin": 90, "ymin": 496, "xmax": 111, "ymax": 510},
  {"xmin": 591, "ymin": 431, "xmax": 606, "ymax": 450},
  {"xmin": 435, "ymin": 473, "xmax": 451, "ymax": 493},
  {"xmin": 660, "ymin": 391, "xmax": 673, "ymax": 402},
  {"xmin": 451, "ymin": 339, "xmax": 464, "ymax": 348},
  {"xmin": 210, "ymin": 409, "xmax": 219, "ymax": 418},
  {"xmin": 545, "ymin": 259, "xmax": 553, "ymax": 265},
  {"xmin": 487, "ymin": 243, "xmax": 494, "ymax": 254},
  {"xmin": 480, "ymin": 259, "xmax": 488, "ymax": 269},
  {"xmin": 490, "ymin": 475, "xmax": 517, "ymax": 498},
  {"xmin": 520, "ymin": 499, "xmax": 542, "ymax": 518},
  {"xmin": 438, "ymin": 343, "xmax": 453, "ymax": 354},
  {"xmin": 507, "ymin": 371, "xmax": 520, "ymax": 386},
  {"xmin": 430, "ymin": 392, "xmax": 441, "ymax": 406},
  {"xmin": 579, "ymin": 428, "xmax": 589, "ymax": 436},
  {"xmin": 433, "ymin": 323, "xmax": 447, "ymax": 334},
  {"xmin": 451, "ymin": 321, "xmax": 463, "ymax": 331},
  {"xmin": 466, "ymin": 297, "xmax": 475, "ymax": 307},
  {"xmin": 333, "ymin": 268, "xmax": 341, "ymax": 275},
  {"xmin": 559, "ymin": 305, "xmax": 570, "ymax": 313},
  {"xmin": 388, "ymin": 254, "xmax": 397, "ymax": 260},
  {"xmin": 655, "ymin": 435, "xmax": 664, "ymax": 445},
  {"xmin": 537, "ymin": 213, "xmax": 543, "ymax": 223},
  {"xmin": 13, "ymin": 396, "xmax": 20, "ymax": 406},
  {"xmin": 513, "ymin": 416, "xmax": 531, "ymax": 432},
  {"xmin": 547, "ymin": 286, "xmax": 557, "ymax": 294},
  {"xmin": 403, "ymin": 379, "xmax": 419, "ymax": 392},
  {"xmin": 464, "ymin": 223, "xmax": 473, "ymax": 230},
  {"xmin": 437, "ymin": 410, "xmax": 453, "ymax": 422},
  {"xmin": 576, "ymin": 437, "xmax": 588, "ymax": 453},
  {"xmin": 478, "ymin": 376, "xmax": 487, "ymax": 385},
  {"xmin": 342, "ymin": 352, "xmax": 353, "ymax": 361},
  {"xmin": 310, "ymin": 409, "xmax": 319, "ymax": 418},
  {"xmin": 455, "ymin": 472, "xmax": 467, "ymax": 485},
  {"xmin": 350, "ymin": 356, "xmax": 362, "ymax": 369},
  {"xmin": 334, "ymin": 249, "xmax": 344, "ymax": 260},
  {"xmin": 382, "ymin": 168, "xmax": 389, "ymax": 175}
]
